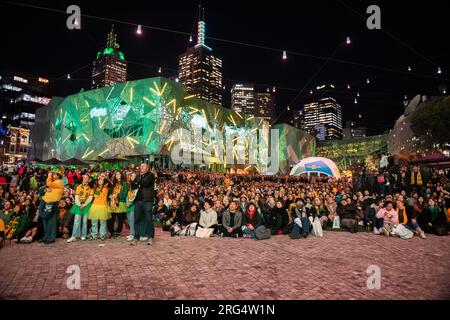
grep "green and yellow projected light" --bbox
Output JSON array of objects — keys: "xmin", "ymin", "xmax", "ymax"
[{"xmin": 45, "ymin": 77, "xmax": 266, "ymax": 163}]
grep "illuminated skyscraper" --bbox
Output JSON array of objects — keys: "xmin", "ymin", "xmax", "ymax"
[
  {"xmin": 303, "ymin": 85, "xmax": 343, "ymax": 140},
  {"xmin": 231, "ymin": 84, "xmax": 275, "ymax": 121},
  {"xmin": 254, "ymin": 91, "xmax": 275, "ymax": 122},
  {"xmin": 178, "ymin": 8, "xmax": 222, "ymax": 105},
  {"xmin": 231, "ymin": 83, "xmax": 254, "ymax": 114},
  {"xmin": 91, "ymin": 25, "xmax": 127, "ymax": 89}
]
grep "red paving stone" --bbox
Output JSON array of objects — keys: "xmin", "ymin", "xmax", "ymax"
[{"xmin": 0, "ymin": 228, "xmax": 449, "ymax": 300}]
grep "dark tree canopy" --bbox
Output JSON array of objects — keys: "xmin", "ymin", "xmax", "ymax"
[{"xmin": 410, "ymin": 96, "xmax": 450, "ymax": 146}]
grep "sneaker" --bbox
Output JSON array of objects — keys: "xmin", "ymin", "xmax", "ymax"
[
  {"xmin": 420, "ymin": 232, "xmax": 427, "ymax": 239},
  {"xmin": 302, "ymin": 233, "xmax": 308, "ymax": 238},
  {"xmin": 20, "ymin": 236, "xmax": 28, "ymax": 243},
  {"xmin": 139, "ymin": 237, "xmax": 148, "ymax": 241},
  {"xmin": 130, "ymin": 239, "xmax": 138, "ymax": 246},
  {"xmin": 67, "ymin": 237, "xmax": 77, "ymax": 243},
  {"xmin": 381, "ymin": 227, "xmax": 390, "ymax": 236},
  {"xmin": 81, "ymin": 237, "xmax": 86, "ymax": 241},
  {"xmin": 126, "ymin": 235, "xmax": 134, "ymax": 241},
  {"xmin": 146, "ymin": 238, "xmax": 153, "ymax": 245},
  {"xmin": 373, "ymin": 228, "xmax": 380, "ymax": 235}
]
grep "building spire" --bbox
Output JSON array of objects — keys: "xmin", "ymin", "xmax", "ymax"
[
  {"xmin": 106, "ymin": 24, "xmax": 119, "ymax": 49},
  {"xmin": 197, "ymin": 2, "xmax": 205, "ymax": 47}
]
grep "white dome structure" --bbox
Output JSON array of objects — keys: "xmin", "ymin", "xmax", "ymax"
[{"xmin": 290, "ymin": 157, "xmax": 341, "ymax": 178}]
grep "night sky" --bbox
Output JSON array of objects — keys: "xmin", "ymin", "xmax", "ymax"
[{"xmin": 1, "ymin": 0, "xmax": 448, "ymax": 135}]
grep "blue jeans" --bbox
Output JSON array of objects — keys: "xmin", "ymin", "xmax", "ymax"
[
  {"xmin": 134, "ymin": 201, "xmax": 154, "ymax": 239},
  {"xmin": 39, "ymin": 201, "xmax": 58, "ymax": 241},
  {"xmin": 127, "ymin": 208, "xmax": 135, "ymax": 236},
  {"xmin": 242, "ymin": 226, "xmax": 256, "ymax": 238},
  {"xmin": 291, "ymin": 217, "xmax": 311, "ymax": 237},
  {"xmin": 71, "ymin": 214, "xmax": 88, "ymax": 239},
  {"xmin": 90, "ymin": 220, "xmax": 107, "ymax": 239},
  {"xmin": 405, "ymin": 221, "xmax": 420, "ymax": 231}
]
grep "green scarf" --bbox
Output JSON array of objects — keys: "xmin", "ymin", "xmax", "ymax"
[{"xmin": 428, "ymin": 205, "xmax": 438, "ymax": 220}]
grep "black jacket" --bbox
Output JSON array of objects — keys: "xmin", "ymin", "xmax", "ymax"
[
  {"xmin": 132, "ymin": 172, "xmax": 156, "ymax": 202},
  {"xmin": 337, "ymin": 204, "xmax": 357, "ymax": 220}
]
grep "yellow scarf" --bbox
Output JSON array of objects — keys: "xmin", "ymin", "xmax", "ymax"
[{"xmin": 411, "ymin": 171, "xmax": 422, "ymax": 185}]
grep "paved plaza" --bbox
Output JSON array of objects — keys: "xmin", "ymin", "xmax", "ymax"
[{"xmin": 0, "ymin": 229, "xmax": 449, "ymax": 300}]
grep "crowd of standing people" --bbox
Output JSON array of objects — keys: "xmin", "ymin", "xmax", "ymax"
[{"xmin": 1, "ymin": 162, "xmax": 449, "ymax": 249}]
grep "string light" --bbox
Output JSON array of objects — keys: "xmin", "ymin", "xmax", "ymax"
[
  {"xmin": 366, "ymin": 78, "xmax": 370, "ymax": 84},
  {"xmin": 404, "ymin": 95, "xmax": 408, "ymax": 100},
  {"xmin": 287, "ymin": 106, "xmax": 290, "ymax": 111},
  {"xmin": 67, "ymin": 74, "xmax": 71, "ymax": 79},
  {"xmin": 282, "ymin": 50, "xmax": 287, "ymax": 60},
  {"xmin": 408, "ymin": 66, "xmax": 412, "ymax": 72},
  {"xmin": 272, "ymin": 87, "xmax": 276, "ymax": 93},
  {"xmin": 356, "ymin": 92, "xmax": 360, "ymax": 97},
  {"xmin": 158, "ymin": 67, "xmax": 162, "ymax": 73},
  {"xmin": 358, "ymin": 113, "xmax": 362, "ymax": 118},
  {"xmin": 437, "ymin": 67, "xmax": 442, "ymax": 74},
  {"xmin": 347, "ymin": 84, "xmax": 351, "ymax": 89},
  {"xmin": 189, "ymin": 35, "xmax": 193, "ymax": 42},
  {"xmin": 354, "ymin": 98, "xmax": 358, "ymax": 104},
  {"xmin": 310, "ymin": 90, "xmax": 313, "ymax": 95},
  {"xmin": 136, "ymin": 24, "xmax": 142, "ymax": 35},
  {"xmin": 346, "ymin": 36, "xmax": 351, "ymax": 45},
  {"xmin": 175, "ymin": 78, "xmax": 179, "ymax": 82}
]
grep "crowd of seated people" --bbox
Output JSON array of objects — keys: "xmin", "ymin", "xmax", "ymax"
[{"xmin": 0, "ymin": 163, "xmax": 449, "ymax": 249}]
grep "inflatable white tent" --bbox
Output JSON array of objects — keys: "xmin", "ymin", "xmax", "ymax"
[{"xmin": 289, "ymin": 157, "xmax": 341, "ymax": 178}]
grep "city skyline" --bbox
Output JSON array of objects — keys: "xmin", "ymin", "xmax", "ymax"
[{"xmin": 1, "ymin": 0, "xmax": 449, "ymax": 136}]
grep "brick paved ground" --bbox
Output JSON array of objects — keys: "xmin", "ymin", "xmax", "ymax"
[{"xmin": 0, "ymin": 229, "xmax": 449, "ymax": 300}]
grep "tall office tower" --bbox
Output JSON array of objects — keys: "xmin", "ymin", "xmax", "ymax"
[
  {"xmin": 231, "ymin": 83, "xmax": 254, "ymax": 113},
  {"xmin": 178, "ymin": 7, "xmax": 223, "ymax": 105},
  {"xmin": 303, "ymin": 85, "xmax": 343, "ymax": 140},
  {"xmin": 254, "ymin": 91, "xmax": 276, "ymax": 122},
  {"xmin": 293, "ymin": 109, "xmax": 305, "ymax": 130},
  {"xmin": 92, "ymin": 25, "xmax": 127, "ymax": 89}
]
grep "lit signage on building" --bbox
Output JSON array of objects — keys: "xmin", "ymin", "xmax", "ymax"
[
  {"xmin": 2, "ymin": 84, "xmax": 22, "ymax": 92},
  {"xmin": 38, "ymin": 77, "xmax": 49, "ymax": 84},
  {"xmin": 20, "ymin": 94, "xmax": 50, "ymax": 105},
  {"xmin": 90, "ymin": 107, "xmax": 107, "ymax": 118},
  {"xmin": 13, "ymin": 76, "xmax": 28, "ymax": 83}
]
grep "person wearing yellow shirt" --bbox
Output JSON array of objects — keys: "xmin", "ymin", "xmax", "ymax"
[
  {"xmin": 67, "ymin": 174, "xmax": 93, "ymax": 242},
  {"xmin": 38, "ymin": 168, "xmax": 65, "ymax": 244},
  {"xmin": 87, "ymin": 176, "xmax": 111, "ymax": 240}
]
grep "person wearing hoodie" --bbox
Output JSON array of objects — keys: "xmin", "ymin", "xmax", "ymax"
[
  {"xmin": 242, "ymin": 201, "xmax": 263, "ymax": 238},
  {"xmin": 289, "ymin": 199, "xmax": 311, "ymax": 239},
  {"xmin": 376, "ymin": 201, "xmax": 398, "ymax": 236}
]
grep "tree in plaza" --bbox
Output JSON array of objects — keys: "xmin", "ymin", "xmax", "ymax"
[{"xmin": 410, "ymin": 96, "xmax": 450, "ymax": 147}]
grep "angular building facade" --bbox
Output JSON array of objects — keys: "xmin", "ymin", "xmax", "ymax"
[
  {"xmin": 31, "ymin": 77, "xmax": 315, "ymax": 174},
  {"xmin": 303, "ymin": 97, "xmax": 343, "ymax": 140}
]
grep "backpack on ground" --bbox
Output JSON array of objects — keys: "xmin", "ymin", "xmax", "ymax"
[{"xmin": 255, "ymin": 225, "xmax": 271, "ymax": 240}]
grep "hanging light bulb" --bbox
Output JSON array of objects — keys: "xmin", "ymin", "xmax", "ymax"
[
  {"xmin": 310, "ymin": 90, "xmax": 313, "ymax": 95},
  {"xmin": 136, "ymin": 24, "xmax": 142, "ymax": 35},
  {"xmin": 282, "ymin": 50, "xmax": 287, "ymax": 60},
  {"xmin": 437, "ymin": 67, "xmax": 442, "ymax": 74},
  {"xmin": 67, "ymin": 74, "xmax": 71, "ymax": 79},
  {"xmin": 443, "ymin": 88, "xmax": 447, "ymax": 94},
  {"xmin": 357, "ymin": 92, "xmax": 360, "ymax": 97},
  {"xmin": 74, "ymin": 19, "xmax": 78, "ymax": 26},
  {"xmin": 175, "ymin": 78, "xmax": 179, "ymax": 83},
  {"xmin": 346, "ymin": 36, "xmax": 351, "ymax": 45},
  {"xmin": 347, "ymin": 84, "xmax": 351, "ymax": 90},
  {"xmin": 366, "ymin": 78, "xmax": 370, "ymax": 84},
  {"xmin": 266, "ymin": 88, "xmax": 269, "ymax": 92},
  {"xmin": 354, "ymin": 98, "xmax": 358, "ymax": 104},
  {"xmin": 358, "ymin": 113, "xmax": 362, "ymax": 118},
  {"xmin": 273, "ymin": 87, "xmax": 276, "ymax": 93},
  {"xmin": 408, "ymin": 66, "xmax": 412, "ymax": 72},
  {"xmin": 404, "ymin": 95, "xmax": 408, "ymax": 100},
  {"xmin": 158, "ymin": 67, "xmax": 162, "ymax": 73},
  {"xmin": 189, "ymin": 35, "xmax": 193, "ymax": 42},
  {"xmin": 287, "ymin": 106, "xmax": 290, "ymax": 111},
  {"xmin": 223, "ymin": 85, "xmax": 226, "ymax": 90}
]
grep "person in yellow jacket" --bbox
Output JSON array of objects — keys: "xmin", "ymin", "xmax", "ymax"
[
  {"xmin": 87, "ymin": 175, "xmax": 111, "ymax": 240},
  {"xmin": 38, "ymin": 167, "xmax": 65, "ymax": 244}
]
